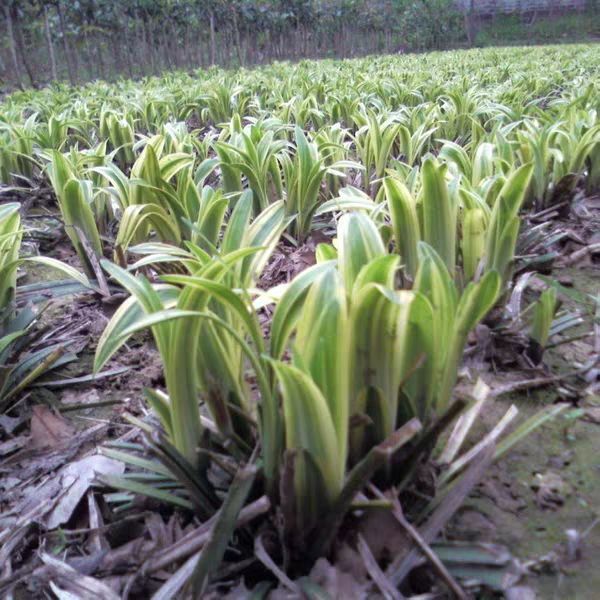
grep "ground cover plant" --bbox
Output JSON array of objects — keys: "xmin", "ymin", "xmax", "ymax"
[{"xmin": 0, "ymin": 44, "xmax": 599, "ymax": 598}]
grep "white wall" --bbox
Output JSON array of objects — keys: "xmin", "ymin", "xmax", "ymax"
[{"xmin": 455, "ymin": 0, "xmax": 586, "ymax": 14}]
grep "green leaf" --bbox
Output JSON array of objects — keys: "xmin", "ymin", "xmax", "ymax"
[
  {"xmin": 421, "ymin": 157, "xmax": 456, "ymax": 275},
  {"xmin": 294, "ymin": 268, "xmax": 349, "ymax": 464},
  {"xmin": 384, "ymin": 177, "xmax": 420, "ymax": 278},
  {"xmin": 337, "ymin": 212, "xmax": 386, "ymax": 291},
  {"xmin": 270, "ymin": 360, "xmax": 342, "ymax": 526},
  {"xmin": 270, "ymin": 261, "xmax": 336, "ymax": 359},
  {"xmin": 191, "ymin": 465, "xmax": 258, "ymax": 596}
]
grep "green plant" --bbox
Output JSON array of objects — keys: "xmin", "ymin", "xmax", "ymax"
[
  {"xmin": 353, "ymin": 111, "xmax": 402, "ymax": 192},
  {"xmin": 0, "ymin": 42, "xmax": 597, "ymax": 596},
  {"xmin": 0, "ymin": 202, "xmax": 93, "ymax": 407},
  {"xmin": 95, "ymin": 210, "xmax": 501, "ymax": 558},
  {"xmin": 483, "ymin": 163, "xmax": 533, "ymax": 286},
  {"xmin": 95, "ymin": 192, "xmax": 287, "ymax": 467},
  {"xmin": 382, "ymin": 177, "xmax": 420, "ymax": 279},
  {"xmin": 45, "ymin": 151, "xmax": 103, "ymax": 278},
  {"xmin": 281, "ymin": 126, "xmax": 358, "ymax": 241},
  {"xmin": 411, "ymin": 243, "xmax": 500, "ymax": 414},
  {"xmin": 420, "ymin": 156, "xmax": 457, "ymax": 276},
  {"xmin": 95, "ymin": 141, "xmax": 201, "ymax": 257},
  {"xmin": 527, "ymin": 287, "xmax": 558, "ymax": 363},
  {"xmin": 381, "ymin": 160, "xmax": 532, "ymax": 289},
  {"xmin": 99, "ymin": 106, "xmax": 135, "ymax": 166},
  {"xmin": 215, "ymin": 122, "xmax": 286, "ymax": 215},
  {"xmin": 0, "ymin": 203, "xmax": 22, "ymax": 314}
]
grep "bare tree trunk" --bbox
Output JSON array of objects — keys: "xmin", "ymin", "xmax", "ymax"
[
  {"xmin": 161, "ymin": 27, "xmax": 172, "ymax": 69},
  {"xmin": 144, "ymin": 14, "xmax": 156, "ymax": 74},
  {"xmin": 231, "ymin": 7, "xmax": 244, "ymax": 66},
  {"xmin": 83, "ymin": 27, "xmax": 94, "ymax": 80},
  {"xmin": 11, "ymin": 5, "xmax": 37, "ymax": 87},
  {"xmin": 209, "ymin": 11, "xmax": 216, "ymax": 65},
  {"xmin": 123, "ymin": 19, "xmax": 134, "ymax": 77},
  {"xmin": 134, "ymin": 17, "xmax": 144, "ymax": 74},
  {"xmin": 3, "ymin": 3, "xmax": 23, "ymax": 89},
  {"xmin": 96, "ymin": 32, "xmax": 106, "ymax": 79},
  {"xmin": 465, "ymin": 0, "xmax": 477, "ymax": 46},
  {"xmin": 169, "ymin": 21, "xmax": 180, "ymax": 68},
  {"xmin": 56, "ymin": 0, "xmax": 76, "ymax": 85},
  {"xmin": 245, "ymin": 28, "xmax": 253, "ymax": 65},
  {"xmin": 226, "ymin": 30, "xmax": 233, "ymax": 66},
  {"xmin": 113, "ymin": 31, "xmax": 123, "ymax": 78},
  {"xmin": 263, "ymin": 28, "xmax": 271, "ymax": 63},
  {"xmin": 303, "ymin": 25, "xmax": 308, "ymax": 56},
  {"xmin": 71, "ymin": 35, "xmax": 80, "ymax": 81},
  {"xmin": 44, "ymin": 4, "xmax": 58, "ymax": 81},
  {"xmin": 184, "ymin": 24, "xmax": 192, "ymax": 68},
  {"xmin": 195, "ymin": 25, "xmax": 203, "ymax": 67},
  {"xmin": 200, "ymin": 35, "xmax": 207, "ymax": 67}
]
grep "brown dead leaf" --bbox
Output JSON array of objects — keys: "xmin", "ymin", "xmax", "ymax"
[
  {"xmin": 30, "ymin": 405, "xmax": 75, "ymax": 450},
  {"xmin": 46, "ymin": 455, "xmax": 125, "ymax": 529},
  {"xmin": 259, "ymin": 237, "xmax": 323, "ymax": 288},
  {"xmin": 479, "ymin": 476, "xmax": 527, "ymax": 515},
  {"xmin": 0, "ymin": 435, "xmax": 28, "ymax": 457},
  {"xmin": 0, "ymin": 414, "xmax": 22, "ymax": 434},
  {"xmin": 145, "ymin": 512, "xmax": 175, "ymax": 548},
  {"xmin": 42, "ymin": 553, "xmax": 120, "ymax": 600},
  {"xmin": 61, "ymin": 389, "xmax": 100, "ymax": 406},
  {"xmin": 356, "ymin": 508, "xmax": 410, "ymax": 564},
  {"xmin": 308, "ymin": 557, "xmax": 370, "ymax": 599},
  {"xmin": 505, "ymin": 585, "xmax": 538, "ymax": 600},
  {"xmin": 531, "ymin": 471, "xmax": 570, "ymax": 509},
  {"xmin": 450, "ymin": 508, "xmax": 497, "ymax": 541},
  {"xmin": 583, "ymin": 406, "xmax": 600, "ymax": 425}
]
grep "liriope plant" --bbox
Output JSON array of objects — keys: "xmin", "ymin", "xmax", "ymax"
[
  {"xmin": 0, "ymin": 202, "xmax": 93, "ymax": 406},
  {"xmin": 397, "ymin": 121, "xmax": 437, "ymax": 167},
  {"xmin": 527, "ymin": 287, "xmax": 558, "ymax": 363},
  {"xmin": 95, "ymin": 192, "xmax": 287, "ymax": 470},
  {"xmin": 381, "ymin": 160, "xmax": 533, "ymax": 288},
  {"xmin": 0, "ymin": 203, "xmax": 22, "ymax": 315},
  {"xmin": 92, "ymin": 208, "xmax": 501, "ymax": 555},
  {"xmin": 353, "ymin": 111, "xmax": 402, "ymax": 192},
  {"xmin": 586, "ymin": 132, "xmax": 600, "ymax": 193},
  {"xmin": 516, "ymin": 120, "xmax": 565, "ymax": 208},
  {"xmin": 94, "ymin": 140, "xmax": 197, "ymax": 256},
  {"xmin": 0, "ymin": 113, "xmax": 39, "ymax": 183},
  {"xmin": 99, "ymin": 106, "xmax": 135, "ymax": 167},
  {"xmin": 437, "ymin": 88, "xmax": 484, "ymax": 143},
  {"xmin": 267, "ymin": 212, "xmax": 499, "ymax": 548},
  {"xmin": 215, "ymin": 123, "xmax": 286, "ymax": 215},
  {"xmin": 315, "ymin": 123, "xmax": 351, "ymax": 197},
  {"xmin": 550, "ymin": 120, "xmax": 600, "ymax": 202},
  {"xmin": 411, "ymin": 242, "xmax": 501, "ymax": 415},
  {"xmin": 34, "ymin": 114, "xmax": 73, "ymax": 151},
  {"xmin": 281, "ymin": 126, "xmax": 359, "ymax": 242},
  {"xmin": 76, "ymin": 142, "xmax": 115, "ymax": 234},
  {"xmin": 419, "ymin": 156, "xmax": 457, "ymax": 276},
  {"xmin": 45, "ymin": 150, "xmax": 103, "ymax": 278},
  {"xmin": 198, "ymin": 82, "xmax": 252, "ymax": 126},
  {"xmin": 381, "ymin": 157, "xmax": 459, "ymax": 279},
  {"xmin": 439, "ymin": 139, "xmax": 499, "ymax": 187},
  {"xmin": 482, "ymin": 163, "xmax": 534, "ymax": 286}
]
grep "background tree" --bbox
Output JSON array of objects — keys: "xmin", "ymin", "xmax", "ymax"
[{"xmin": 0, "ymin": 0, "xmax": 593, "ymax": 90}]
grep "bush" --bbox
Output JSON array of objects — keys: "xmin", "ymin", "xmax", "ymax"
[{"xmin": 397, "ymin": 0, "xmax": 466, "ymax": 50}]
